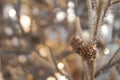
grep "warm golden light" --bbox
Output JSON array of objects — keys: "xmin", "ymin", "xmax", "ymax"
[
  {"xmin": 104, "ymin": 48, "xmax": 110, "ymax": 54},
  {"xmin": 20, "ymin": 15, "xmax": 31, "ymax": 33},
  {"xmin": 57, "ymin": 62, "xmax": 64, "ymax": 70},
  {"xmin": 47, "ymin": 76, "xmax": 56, "ymax": 80},
  {"xmin": 39, "ymin": 47, "xmax": 48, "ymax": 57},
  {"xmin": 55, "ymin": 73, "xmax": 68, "ymax": 80}
]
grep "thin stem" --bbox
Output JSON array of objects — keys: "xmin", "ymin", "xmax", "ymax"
[
  {"xmin": 95, "ymin": 58, "xmax": 120, "ymax": 78},
  {"xmin": 56, "ymin": 50, "xmax": 73, "ymax": 60},
  {"xmin": 86, "ymin": 0, "xmax": 93, "ymax": 28},
  {"xmin": 0, "ymin": 56, "xmax": 2, "ymax": 71},
  {"xmin": 93, "ymin": 0, "xmax": 111, "ymax": 42},
  {"xmin": 83, "ymin": 61, "xmax": 89, "ymax": 80},
  {"xmin": 74, "ymin": 17, "xmax": 82, "ymax": 38},
  {"xmin": 112, "ymin": 0, "xmax": 120, "ymax": 4},
  {"xmin": 86, "ymin": 0, "xmax": 93, "ymax": 39},
  {"xmin": 15, "ymin": 0, "xmax": 25, "ymax": 34},
  {"xmin": 0, "ymin": 56, "xmax": 4, "ymax": 80},
  {"xmin": 107, "ymin": 46, "xmax": 120, "ymax": 65},
  {"xmin": 87, "ymin": 60, "xmax": 96, "ymax": 80},
  {"xmin": 49, "ymin": 48, "xmax": 73, "ymax": 80}
]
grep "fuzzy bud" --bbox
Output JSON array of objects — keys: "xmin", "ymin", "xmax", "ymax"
[{"xmin": 70, "ymin": 36, "xmax": 97, "ymax": 61}]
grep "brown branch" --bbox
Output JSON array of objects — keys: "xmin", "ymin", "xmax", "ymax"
[
  {"xmin": 0, "ymin": 56, "xmax": 4, "ymax": 80},
  {"xmin": 92, "ymin": 0, "xmax": 99, "ymax": 24},
  {"xmin": 15, "ymin": 0, "xmax": 25, "ymax": 34},
  {"xmin": 87, "ymin": 60, "xmax": 96, "ymax": 80},
  {"xmin": 86, "ymin": 0, "xmax": 94, "ymax": 39},
  {"xmin": 93, "ymin": 0, "xmax": 112, "ymax": 41},
  {"xmin": 74, "ymin": 17, "xmax": 83, "ymax": 38},
  {"xmin": 92, "ymin": 0, "xmax": 99, "ymax": 13},
  {"xmin": 70, "ymin": 36, "xmax": 97, "ymax": 80},
  {"xmin": 49, "ymin": 47, "xmax": 73, "ymax": 80},
  {"xmin": 107, "ymin": 46, "xmax": 120, "ymax": 65},
  {"xmin": 95, "ymin": 58, "xmax": 120, "ymax": 78},
  {"xmin": 56, "ymin": 50, "xmax": 74, "ymax": 60},
  {"xmin": 112, "ymin": 0, "xmax": 120, "ymax": 4}
]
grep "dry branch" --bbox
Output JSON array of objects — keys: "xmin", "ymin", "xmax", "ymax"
[
  {"xmin": 49, "ymin": 47, "xmax": 73, "ymax": 80},
  {"xmin": 107, "ymin": 46, "xmax": 120, "ymax": 65},
  {"xmin": 86, "ymin": 0, "xmax": 94, "ymax": 39},
  {"xmin": 70, "ymin": 36, "xmax": 97, "ymax": 80},
  {"xmin": 95, "ymin": 58, "xmax": 120, "ymax": 78},
  {"xmin": 93, "ymin": 0, "xmax": 112, "ymax": 41}
]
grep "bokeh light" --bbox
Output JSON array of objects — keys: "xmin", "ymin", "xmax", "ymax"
[
  {"xmin": 8, "ymin": 8, "xmax": 16, "ymax": 18},
  {"xmin": 104, "ymin": 48, "xmax": 110, "ymax": 55},
  {"xmin": 39, "ymin": 47, "xmax": 48, "ymax": 58},
  {"xmin": 55, "ymin": 73, "xmax": 68, "ymax": 80},
  {"xmin": 56, "ymin": 11, "xmax": 66, "ymax": 22},
  {"xmin": 47, "ymin": 76, "xmax": 56, "ymax": 80},
  {"xmin": 57, "ymin": 62, "xmax": 64, "ymax": 70},
  {"xmin": 68, "ymin": 1, "xmax": 75, "ymax": 8},
  {"xmin": 18, "ymin": 55, "xmax": 27, "ymax": 64},
  {"xmin": 20, "ymin": 15, "xmax": 31, "ymax": 33}
]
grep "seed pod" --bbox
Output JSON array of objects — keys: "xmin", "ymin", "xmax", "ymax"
[{"xmin": 70, "ymin": 36, "xmax": 97, "ymax": 61}]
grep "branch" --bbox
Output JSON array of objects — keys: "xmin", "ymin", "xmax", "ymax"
[
  {"xmin": 87, "ymin": 60, "xmax": 96, "ymax": 80},
  {"xmin": 15, "ymin": 0, "xmax": 25, "ymax": 34},
  {"xmin": 0, "ymin": 56, "xmax": 4, "ymax": 80},
  {"xmin": 49, "ymin": 48, "xmax": 73, "ymax": 80},
  {"xmin": 95, "ymin": 58, "xmax": 120, "ymax": 78},
  {"xmin": 74, "ymin": 17, "xmax": 83, "ymax": 37},
  {"xmin": 112, "ymin": 0, "xmax": 120, "ymax": 4},
  {"xmin": 86, "ymin": 0, "xmax": 94, "ymax": 39},
  {"xmin": 93, "ymin": 0, "xmax": 112, "ymax": 41},
  {"xmin": 56, "ymin": 50, "xmax": 73, "ymax": 60},
  {"xmin": 107, "ymin": 46, "xmax": 120, "ymax": 65}
]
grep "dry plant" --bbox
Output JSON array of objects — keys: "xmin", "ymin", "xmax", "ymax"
[
  {"xmin": 0, "ymin": 0, "xmax": 120, "ymax": 80},
  {"xmin": 70, "ymin": 0, "xmax": 120, "ymax": 80}
]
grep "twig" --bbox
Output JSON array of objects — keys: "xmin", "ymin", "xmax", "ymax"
[
  {"xmin": 83, "ymin": 61, "xmax": 89, "ymax": 80},
  {"xmin": 31, "ymin": 49, "xmax": 55, "ymax": 69},
  {"xmin": 107, "ymin": 46, "xmax": 120, "ymax": 65},
  {"xmin": 87, "ymin": 60, "xmax": 96, "ymax": 80},
  {"xmin": 70, "ymin": 36, "xmax": 97, "ymax": 80},
  {"xmin": 95, "ymin": 58, "xmax": 120, "ymax": 78},
  {"xmin": 93, "ymin": 0, "xmax": 112, "ymax": 42},
  {"xmin": 74, "ymin": 17, "xmax": 83, "ymax": 38},
  {"xmin": 0, "ymin": 56, "xmax": 2, "ymax": 70},
  {"xmin": 92, "ymin": 0, "xmax": 99, "ymax": 13},
  {"xmin": 92, "ymin": 0, "xmax": 99, "ymax": 40},
  {"xmin": 86, "ymin": 0, "xmax": 94, "ymax": 39},
  {"xmin": 86, "ymin": 0, "xmax": 93, "ymax": 29},
  {"xmin": 15, "ymin": 0, "xmax": 25, "ymax": 34},
  {"xmin": 49, "ymin": 47, "xmax": 73, "ymax": 80},
  {"xmin": 0, "ymin": 55, "xmax": 4, "ymax": 80},
  {"xmin": 112, "ymin": 0, "xmax": 120, "ymax": 4},
  {"xmin": 56, "ymin": 50, "xmax": 73, "ymax": 60}
]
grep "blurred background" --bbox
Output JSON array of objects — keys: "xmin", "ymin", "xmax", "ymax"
[{"xmin": 0, "ymin": 0, "xmax": 120, "ymax": 80}]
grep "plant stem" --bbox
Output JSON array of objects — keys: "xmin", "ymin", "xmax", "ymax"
[
  {"xmin": 87, "ymin": 60, "xmax": 96, "ymax": 80},
  {"xmin": 95, "ymin": 58, "xmax": 120, "ymax": 78},
  {"xmin": 49, "ymin": 47, "xmax": 73, "ymax": 80},
  {"xmin": 108, "ymin": 46, "xmax": 120, "ymax": 65}
]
